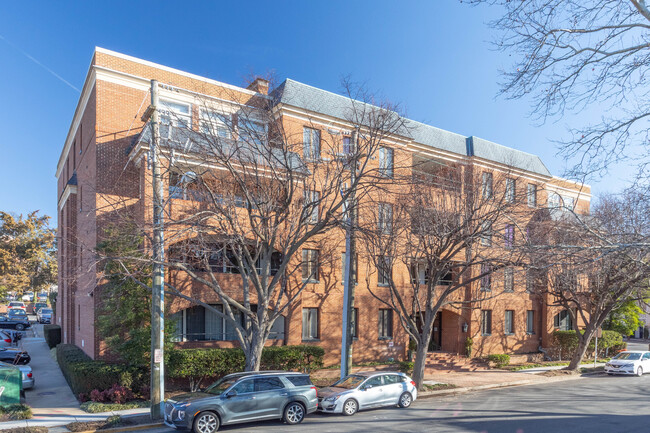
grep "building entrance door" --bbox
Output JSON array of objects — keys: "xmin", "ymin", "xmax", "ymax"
[{"xmin": 415, "ymin": 311, "xmax": 443, "ymax": 351}]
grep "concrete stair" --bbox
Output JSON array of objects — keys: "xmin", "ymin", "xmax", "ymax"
[{"xmin": 424, "ymin": 351, "xmax": 489, "ymax": 373}]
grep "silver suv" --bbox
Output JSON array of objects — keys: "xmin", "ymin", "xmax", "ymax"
[{"xmin": 164, "ymin": 371, "xmax": 318, "ymax": 433}]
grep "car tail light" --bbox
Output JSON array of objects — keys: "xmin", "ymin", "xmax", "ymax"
[
  {"xmin": 410, "ymin": 381, "xmax": 416, "ymax": 387},
  {"xmin": 311, "ymin": 386, "xmax": 318, "ymax": 396},
  {"xmin": 27, "ymin": 373, "xmax": 32, "ymax": 378},
  {"xmin": 4, "ymin": 339, "xmax": 11, "ymax": 343}
]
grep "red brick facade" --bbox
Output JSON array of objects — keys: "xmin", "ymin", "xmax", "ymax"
[{"xmin": 56, "ymin": 48, "xmax": 591, "ymax": 364}]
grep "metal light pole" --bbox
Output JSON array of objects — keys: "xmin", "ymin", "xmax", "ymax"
[
  {"xmin": 340, "ymin": 131, "xmax": 358, "ymax": 380},
  {"xmin": 149, "ymin": 79, "xmax": 165, "ymax": 420}
]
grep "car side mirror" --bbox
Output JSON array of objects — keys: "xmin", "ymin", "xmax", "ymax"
[
  {"xmin": 362, "ymin": 385, "xmax": 372, "ymax": 391},
  {"xmin": 225, "ymin": 390, "xmax": 237, "ymax": 398}
]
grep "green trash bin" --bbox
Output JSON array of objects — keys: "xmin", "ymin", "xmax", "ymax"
[{"xmin": 0, "ymin": 363, "xmax": 22, "ymax": 406}]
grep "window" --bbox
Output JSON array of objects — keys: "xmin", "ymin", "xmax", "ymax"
[
  {"xmin": 378, "ymin": 309, "xmax": 393, "ymax": 339},
  {"xmin": 526, "ymin": 270, "xmax": 535, "ymax": 293},
  {"xmin": 504, "ymin": 267, "xmax": 514, "ymax": 292},
  {"xmin": 302, "ymin": 249, "xmax": 319, "ymax": 282},
  {"xmin": 232, "ymin": 379, "xmax": 254, "ymax": 394},
  {"xmin": 169, "ymin": 172, "xmax": 204, "ymax": 201},
  {"xmin": 350, "ymin": 308, "xmax": 359, "ymax": 339},
  {"xmin": 441, "ymin": 269, "xmax": 453, "ymax": 285},
  {"xmin": 200, "ymin": 110, "xmax": 231, "ymax": 138},
  {"xmin": 526, "ymin": 310, "xmax": 535, "ymax": 334},
  {"xmin": 342, "ymin": 136, "xmax": 354, "ymax": 154},
  {"xmin": 506, "ymin": 178, "xmax": 516, "ymax": 203},
  {"xmin": 304, "ymin": 189, "xmax": 319, "ymax": 223},
  {"xmin": 481, "ymin": 221, "xmax": 492, "ymax": 246},
  {"xmin": 504, "ymin": 224, "xmax": 515, "ymax": 248},
  {"xmin": 255, "ymin": 377, "xmax": 284, "ymax": 391},
  {"xmin": 239, "ymin": 118, "xmax": 266, "ymax": 145},
  {"xmin": 554, "ymin": 310, "xmax": 573, "ymax": 331},
  {"xmin": 377, "ymin": 255, "xmax": 392, "ymax": 286},
  {"xmin": 409, "ymin": 262, "xmax": 428, "ymax": 285},
  {"xmin": 379, "ymin": 147, "xmax": 394, "ymax": 177},
  {"xmin": 482, "ymin": 172, "xmax": 493, "ymax": 199},
  {"xmin": 378, "ymin": 202, "xmax": 393, "ymax": 234},
  {"xmin": 286, "ymin": 375, "xmax": 312, "ymax": 386},
  {"xmin": 341, "ymin": 252, "xmax": 358, "ymax": 284},
  {"xmin": 548, "ymin": 192, "xmax": 561, "ymax": 209},
  {"xmin": 160, "ymin": 100, "xmax": 191, "ymax": 128},
  {"xmin": 527, "ymin": 184, "xmax": 537, "ymax": 208},
  {"xmin": 480, "ymin": 264, "xmax": 492, "ymax": 291},
  {"xmin": 505, "ymin": 310, "xmax": 514, "ymax": 335},
  {"xmin": 303, "ymin": 127, "xmax": 320, "ymax": 160},
  {"xmin": 302, "ymin": 308, "xmax": 319, "ymax": 340},
  {"xmin": 481, "ymin": 310, "xmax": 492, "ymax": 335}
]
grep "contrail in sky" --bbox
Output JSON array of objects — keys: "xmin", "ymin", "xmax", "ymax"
[{"xmin": 0, "ymin": 34, "xmax": 81, "ymax": 93}]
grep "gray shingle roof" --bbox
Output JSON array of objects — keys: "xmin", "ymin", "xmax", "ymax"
[{"xmin": 272, "ymin": 79, "xmax": 552, "ymax": 177}]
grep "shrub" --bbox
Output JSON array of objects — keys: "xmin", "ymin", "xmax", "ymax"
[
  {"xmin": 486, "ymin": 354, "xmax": 510, "ymax": 368},
  {"xmin": 398, "ymin": 361, "xmax": 414, "ymax": 374},
  {"xmin": 0, "ymin": 404, "xmax": 33, "ymax": 421},
  {"xmin": 465, "ymin": 337, "xmax": 473, "ymax": 358},
  {"xmin": 56, "ymin": 344, "xmax": 146, "ymax": 396},
  {"xmin": 79, "ymin": 401, "xmax": 149, "ymax": 414},
  {"xmin": 168, "ymin": 345, "xmax": 326, "ymax": 392},
  {"xmin": 43, "ymin": 325, "xmax": 61, "ymax": 349}
]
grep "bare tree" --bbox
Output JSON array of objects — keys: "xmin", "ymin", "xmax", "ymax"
[
  {"xmin": 528, "ymin": 190, "xmax": 650, "ymax": 370},
  {"xmin": 468, "ymin": 0, "xmax": 650, "ymax": 184},
  {"xmin": 106, "ymin": 78, "xmax": 409, "ymax": 371},
  {"xmin": 358, "ymin": 163, "xmax": 527, "ymax": 389}
]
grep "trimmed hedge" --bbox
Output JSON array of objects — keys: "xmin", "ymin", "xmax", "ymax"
[
  {"xmin": 168, "ymin": 345, "xmax": 325, "ymax": 392},
  {"xmin": 43, "ymin": 325, "xmax": 61, "ymax": 349},
  {"xmin": 551, "ymin": 330, "xmax": 623, "ymax": 358},
  {"xmin": 486, "ymin": 354, "xmax": 510, "ymax": 368},
  {"xmin": 56, "ymin": 345, "xmax": 146, "ymax": 396}
]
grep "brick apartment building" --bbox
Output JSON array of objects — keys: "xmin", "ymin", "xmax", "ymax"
[{"xmin": 56, "ymin": 47, "xmax": 591, "ymax": 364}]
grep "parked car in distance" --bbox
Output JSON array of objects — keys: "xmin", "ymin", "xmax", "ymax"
[
  {"xmin": 8, "ymin": 301, "xmax": 26, "ymax": 311},
  {"xmin": 605, "ymin": 351, "xmax": 650, "ymax": 376},
  {"xmin": 0, "ymin": 347, "xmax": 30, "ymax": 365},
  {"xmin": 37, "ymin": 308, "xmax": 53, "ymax": 324},
  {"xmin": 0, "ymin": 315, "xmax": 31, "ymax": 331},
  {"xmin": 8, "ymin": 309, "xmax": 27, "ymax": 320},
  {"xmin": 0, "ymin": 361, "xmax": 34, "ymax": 389},
  {"xmin": 33, "ymin": 302, "xmax": 48, "ymax": 314},
  {"xmin": 21, "ymin": 292, "xmax": 34, "ymax": 302},
  {"xmin": 318, "ymin": 372, "xmax": 417, "ymax": 416},
  {"xmin": 0, "ymin": 330, "xmax": 22, "ymax": 347},
  {"xmin": 37, "ymin": 292, "xmax": 48, "ymax": 302},
  {"xmin": 164, "ymin": 371, "xmax": 318, "ymax": 433}
]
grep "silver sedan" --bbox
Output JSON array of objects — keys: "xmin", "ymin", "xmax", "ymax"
[{"xmin": 318, "ymin": 372, "xmax": 417, "ymax": 416}]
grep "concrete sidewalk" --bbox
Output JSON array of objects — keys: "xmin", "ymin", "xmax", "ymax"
[{"xmin": 22, "ymin": 324, "xmax": 85, "ymax": 417}]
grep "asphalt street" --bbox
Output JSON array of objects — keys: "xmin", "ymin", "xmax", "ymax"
[{"xmin": 138, "ymin": 374, "xmax": 650, "ymax": 433}]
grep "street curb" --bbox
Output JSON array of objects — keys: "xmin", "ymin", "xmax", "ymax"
[
  {"xmin": 52, "ymin": 422, "xmax": 164, "ymax": 433},
  {"xmin": 418, "ymin": 374, "xmax": 589, "ymax": 398}
]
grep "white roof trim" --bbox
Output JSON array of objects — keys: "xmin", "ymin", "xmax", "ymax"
[
  {"xmin": 95, "ymin": 47, "xmax": 258, "ymax": 96},
  {"xmin": 58, "ymin": 184, "xmax": 78, "ymax": 211}
]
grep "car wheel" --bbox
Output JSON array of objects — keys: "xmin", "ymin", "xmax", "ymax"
[
  {"xmin": 637, "ymin": 367, "xmax": 643, "ymax": 377},
  {"xmin": 343, "ymin": 398, "xmax": 358, "ymax": 416},
  {"xmin": 398, "ymin": 392, "xmax": 413, "ymax": 408},
  {"xmin": 15, "ymin": 324, "xmax": 24, "ymax": 331},
  {"xmin": 283, "ymin": 402, "xmax": 305, "ymax": 425},
  {"xmin": 607, "ymin": 373, "xmax": 613, "ymax": 376},
  {"xmin": 193, "ymin": 411, "xmax": 220, "ymax": 433}
]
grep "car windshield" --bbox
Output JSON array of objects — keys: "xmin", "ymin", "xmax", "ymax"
[
  {"xmin": 9, "ymin": 303, "xmax": 22, "ymax": 307},
  {"xmin": 331, "ymin": 375, "xmax": 366, "ymax": 389},
  {"xmin": 41, "ymin": 309, "xmax": 52, "ymax": 314},
  {"xmin": 204, "ymin": 377, "xmax": 240, "ymax": 395},
  {"xmin": 614, "ymin": 352, "xmax": 642, "ymax": 360}
]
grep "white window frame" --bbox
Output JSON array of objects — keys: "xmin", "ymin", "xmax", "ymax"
[
  {"xmin": 303, "ymin": 127, "xmax": 320, "ymax": 160},
  {"xmin": 200, "ymin": 109, "xmax": 232, "ymax": 138},
  {"xmin": 160, "ymin": 100, "xmax": 191, "ymax": 128},
  {"xmin": 379, "ymin": 147, "xmax": 394, "ymax": 178}
]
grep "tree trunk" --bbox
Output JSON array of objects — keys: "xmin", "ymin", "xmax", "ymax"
[
  {"xmin": 411, "ymin": 331, "xmax": 434, "ymax": 391},
  {"xmin": 567, "ymin": 329, "xmax": 595, "ymax": 371},
  {"xmin": 244, "ymin": 330, "xmax": 265, "ymax": 371}
]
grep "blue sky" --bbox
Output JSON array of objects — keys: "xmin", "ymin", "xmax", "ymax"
[{"xmin": 0, "ymin": 1, "xmax": 628, "ymax": 223}]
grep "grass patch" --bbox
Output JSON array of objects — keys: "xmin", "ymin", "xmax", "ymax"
[
  {"xmin": 422, "ymin": 383, "xmax": 457, "ymax": 392},
  {"xmin": 580, "ymin": 366, "xmax": 605, "ymax": 374},
  {"xmin": 0, "ymin": 404, "xmax": 32, "ymax": 421},
  {"xmin": 2, "ymin": 428, "xmax": 48, "ymax": 433},
  {"xmin": 506, "ymin": 358, "xmax": 612, "ymax": 372},
  {"xmin": 80, "ymin": 400, "xmax": 149, "ymax": 413},
  {"xmin": 66, "ymin": 415, "xmax": 135, "ymax": 432}
]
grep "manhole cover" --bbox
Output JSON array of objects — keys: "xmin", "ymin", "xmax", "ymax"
[{"xmin": 37, "ymin": 392, "xmax": 56, "ymax": 396}]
